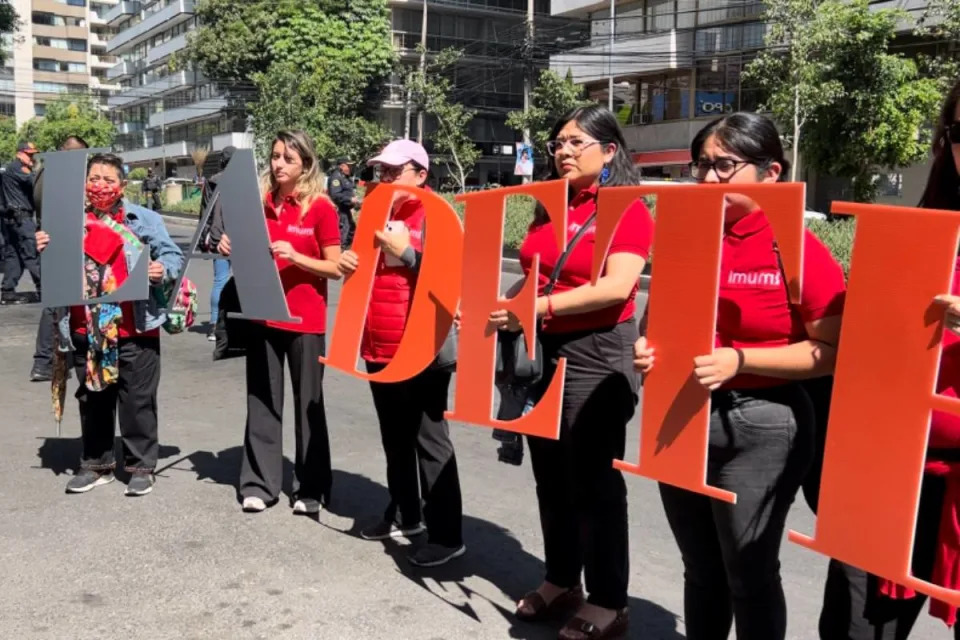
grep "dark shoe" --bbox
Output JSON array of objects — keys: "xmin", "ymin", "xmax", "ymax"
[
  {"xmin": 407, "ymin": 543, "xmax": 466, "ymax": 567},
  {"xmin": 0, "ymin": 292, "xmax": 22, "ymax": 305},
  {"xmin": 125, "ymin": 472, "xmax": 155, "ymax": 496},
  {"xmin": 65, "ymin": 469, "xmax": 115, "ymax": 494},
  {"xmin": 516, "ymin": 585, "xmax": 585, "ymax": 622},
  {"xmin": 557, "ymin": 608, "xmax": 629, "ymax": 640},
  {"xmin": 360, "ymin": 519, "xmax": 426, "ymax": 541},
  {"xmin": 29, "ymin": 368, "xmax": 52, "ymax": 382}
]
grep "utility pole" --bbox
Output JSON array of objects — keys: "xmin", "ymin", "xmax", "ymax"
[
  {"xmin": 608, "ymin": 0, "xmax": 615, "ymax": 112},
  {"xmin": 521, "ymin": 0, "xmax": 534, "ymax": 184},
  {"xmin": 416, "ymin": 0, "xmax": 428, "ymax": 145},
  {"xmin": 404, "ymin": 75, "xmax": 412, "ymax": 139}
]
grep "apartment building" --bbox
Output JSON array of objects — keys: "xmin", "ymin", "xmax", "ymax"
[
  {"xmin": 385, "ymin": 0, "xmax": 578, "ymax": 186},
  {"xmin": 105, "ymin": 0, "xmax": 249, "ymax": 175},
  {"xmin": 1, "ymin": 0, "xmax": 120, "ymax": 127}
]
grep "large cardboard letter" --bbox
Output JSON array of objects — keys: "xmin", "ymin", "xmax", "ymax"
[
  {"xmin": 39, "ymin": 147, "xmax": 152, "ymax": 307},
  {"xmin": 320, "ymin": 183, "xmax": 463, "ymax": 381},
  {"xmin": 446, "ymin": 181, "xmax": 568, "ymax": 439},
  {"xmin": 790, "ymin": 202, "xmax": 960, "ymax": 606},
  {"xmin": 613, "ymin": 183, "xmax": 806, "ymax": 503}
]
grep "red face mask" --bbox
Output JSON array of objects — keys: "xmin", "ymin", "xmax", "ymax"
[{"xmin": 86, "ymin": 182, "xmax": 123, "ymax": 212}]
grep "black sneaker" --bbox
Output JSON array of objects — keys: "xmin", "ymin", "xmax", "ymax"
[
  {"xmin": 65, "ymin": 469, "xmax": 115, "ymax": 494},
  {"xmin": 360, "ymin": 519, "xmax": 426, "ymax": 541},
  {"xmin": 408, "ymin": 543, "xmax": 466, "ymax": 567},
  {"xmin": 0, "ymin": 292, "xmax": 22, "ymax": 305},
  {"xmin": 29, "ymin": 368, "xmax": 52, "ymax": 382},
  {"xmin": 125, "ymin": 473, "xmax": 155, "ymax": 496}
]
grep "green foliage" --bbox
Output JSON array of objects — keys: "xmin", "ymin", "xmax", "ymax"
[
  {"xmin": 407, "ymin": 48, "xmax": 481, "ymax": 192},
  {"xmin": 128, "ymin": 167, "xmax": 148, "ymax": 181},
  {"xmin": 918, "ymin": 0, "xmax": 960, "ymax": 40},
  {"xmin": 18, "ymin": 95, "xmax": 116, "ymax": 152},
  {"xmin": 745, "ymin": 0, "xmax": 943, "ymax": 202},
  {"xmin": 185, "ymin": 0, "xmax": 395, "ymax": 162},
  {"xmin": 0, "ymin": 115, "xmax": 17, "ymax": 163},
  {"xmin": 807, "ymin": 217, "xmax": 855, "ymax": 277},
  {"xmin": 0, "ymin": 1, "xmax": 18, "ymax": 67},
  {"xmin": 506, "ymin": 70, "xmax": 592, "ymax": 154}
]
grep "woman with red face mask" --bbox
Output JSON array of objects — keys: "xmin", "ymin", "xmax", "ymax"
[{"xmin": 35, "ymin": 153, "xmax": 184, "ymax": 497}]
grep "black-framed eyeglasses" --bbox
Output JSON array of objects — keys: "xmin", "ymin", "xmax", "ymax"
[
  {"xmin": 946, "ymin": 122, "xmax": 960, "ymax": 145},
  {"xmin": 689, "ymin": 158, "xmax": 752, "ymax": 181}
]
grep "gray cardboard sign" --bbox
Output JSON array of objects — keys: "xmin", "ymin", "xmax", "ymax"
[
  {"xmin": 167, "ymin": 148, "xmax": 296, "ymax": 323},
  {"xmin": 39, "ymin": 147, "xmax": 151, "ymax": 307}
]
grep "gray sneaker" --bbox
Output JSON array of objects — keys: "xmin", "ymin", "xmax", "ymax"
[
  {"xmin": 65, "ymin": 469, "xmax": 115, "ymax": 494},
  {"xmin": 360, "ymin": 520, "xmax": 426, "ymax": 541},
  {"xmin": 408, "ymin": 543, "xmax": 466, "ymax": 567},
  {"xmin": 125, "ymin": 473, "xmax": 155, "ymax": 496}
]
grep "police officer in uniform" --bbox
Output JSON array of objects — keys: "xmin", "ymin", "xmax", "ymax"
[
  {"xmin": 328, "ymin": 158, "xmax": 359, "ymax": 249},
  {"xmin": 143, "ymin": 167, "xmax": 162, "ymax": 211},
  {"xmin": 1, "ymin": 142, "xmax": 41, "ymax": 305}
]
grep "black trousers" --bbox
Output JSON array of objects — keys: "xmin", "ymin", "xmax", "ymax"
[
  {"xmin": 338, "ymin": 209, "xmax": 355, "ymax": 249},
  {"xmin": 527, "ymin": 320, "xmax": 639, "ymax": 610},
  {"xmin": 819, "ymin": 473, "xmax": 960, "ymax": 639},
  {"xmin": 366, "ymin": 362, "xmax": 463, "ymax": 547},
  {"xmin": 659, "ymin": 384, "xmax": 814, "ymax": 640},
  {"xmin": 1, "ymin": 215, "xmax": 40, "ymax": 295},
  {"xmin": 33, "ymin": 306, "xmax": 56, "ymax": 374},
  {"xmin": 239, "ymin": 325, "xmax": 332, "ymax": 504},
  {"xmin": 71, "ymin": 333, "xmax": 162, "ymax": 472}
]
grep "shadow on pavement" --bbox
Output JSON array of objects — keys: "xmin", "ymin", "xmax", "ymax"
[
  {"xmin": 318, "ymin": 470, "xmax": 684, "ymax": 640},
  {"xmin": 35, "ymin": 437, "xmax": 181, "ymax": 483}
]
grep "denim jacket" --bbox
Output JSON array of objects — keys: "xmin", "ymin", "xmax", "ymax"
[{"xmin": 56, "ymin": 201, "xmax": 185, "ymax": 348}]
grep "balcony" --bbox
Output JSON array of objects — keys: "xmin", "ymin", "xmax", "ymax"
[
  {"xmin": 90, "ymin": 76, "xmax": 121, "ymax": 91},
  {"xmin": 107, "ymin": 71, "xmax": 196, "ymax": 107},
  {"xmin": 212, "ymin": 132, "xmax": 253, "ymax": 151},
  {"xmin": 107, "ymin": 59, "xmax": 140, "ymax": 80},
  {"xmin": 116, "ymin": 121, "xmax": 145, "ymax": 135},
  {"xmin": 550, "ymin": 29, "xmax": 693, "ymax": 85},
  {"xmin": 146, "ymin": 33, "xmax": 188, "ymax": 65},
  {"xmin": 106, "ymin": 0, "xmax": 194, "ymax": 54},
  {"xmin": 550, "ymin": 0, "xmax": 610, "ymax": 17},
  {"xmin": 120, "ymin": 140, "xmax": 195, "ymax": 164},
  {"xmin": 89, "ymin": 31, "xmax": 109, "ymax": 50},
  {"xmin": 91, "ymin": 54, "xmax": 117, "ymax": 69},
  {"xmin": 104, "ymin": 1, "xmax": 140, "ymax": 26},
  {"xmin": 149, "ymin": 96, "xmax": 227, "ymax": 128}
]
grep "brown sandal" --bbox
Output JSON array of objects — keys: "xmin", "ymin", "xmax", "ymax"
[
  {"xmin": 515, "ymin": 585, "xmax": 585, "ymax": 622},
  {"xmin": 557, "ymin": 607, "xmax": 629, "ymax": 640}
]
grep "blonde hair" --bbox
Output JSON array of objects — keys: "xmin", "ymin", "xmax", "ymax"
[{"xmin": 260, "ymin": 130, "xmax": 331, "ymax": 216}]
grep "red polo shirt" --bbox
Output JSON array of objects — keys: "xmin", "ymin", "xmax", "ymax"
[
  {"xmin": 718, "ymin": 209, "xmax": 846, "ymax": 389},
  {"xmin": 263, "ymin": 193, "xmax": 341, "ymax": 334},
  {"xmin": 518, "ymin": 186, "xmax": 654, "ymax": 334}
]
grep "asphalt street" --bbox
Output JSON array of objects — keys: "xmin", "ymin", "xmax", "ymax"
[{"xmin": 0, "ymin": 218, "xmax": 943, "ymax": 639}]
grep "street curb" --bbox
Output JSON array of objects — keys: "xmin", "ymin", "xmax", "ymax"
[{"xmin": 160, "ymin": 213, "xmax": 651, "ymax": 291}]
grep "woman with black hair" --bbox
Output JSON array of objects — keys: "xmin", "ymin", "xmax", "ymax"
[
  {"xmin": 816, "ymin": 80, "xmax": 960, "ymax": 640},
  {"xmin": 634, "ymin": 112, "xmax": 846, "ymax": 640},
  {"xmin": 489, "ymin": 105, "xmax": 652, "ymax": 639}
]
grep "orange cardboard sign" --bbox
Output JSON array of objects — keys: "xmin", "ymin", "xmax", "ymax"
[
  {"xmin": 610, "ymin": 183, "xmax": 806, "ymax": 503},
  {"xmin": 320, "ymin": 183, "xmax": 463, "ymax": 382},
  {"xmin": 789, "ymin": 201, "xmax": 960, "ymax": 607}
]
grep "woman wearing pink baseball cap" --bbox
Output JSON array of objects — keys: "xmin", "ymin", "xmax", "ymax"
[{"xmin": 338, "ymin": 139, "xmax": 465, "ymax": 567}]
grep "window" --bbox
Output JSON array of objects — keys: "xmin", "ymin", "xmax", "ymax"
[
  {"xmin": 637, "ymin": 72, "xmax": 691, "ymax": 123},
  {"xmin": 34, "ymin": 103, "xmax": 47, "ymax": 117},
  {"xmin": 34, "ymin": 36, "xmax": 68, "ymax": 49},
  {"xmin": 34, "ymin": 59, "xmax": 59, "ymax": 72},
  {"xmin": 34, "ymin": 81, "xmax": 69, "ymax": 94},
  {"xmin": 0, "ymin": 76, "xmax": 14, "ymax": 93},
  {"xmin": 68, "ymin": 38, "xmax": 87, "ymax": 52},
  {"xmin": 0, "ymin": 102, "xmax": 13, "ymax": 117},
  {"xmin": 67, "ymin": 62, "xmax": 87, "ymax": 73},
  {"xmin": 694, "ymin": 56, "xmax": 760, "ymax": 116}
]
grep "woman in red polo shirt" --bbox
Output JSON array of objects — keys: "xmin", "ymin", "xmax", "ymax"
[
  {"xmin": 816, "ymin": 80, "xmax": 960, "ymax": 640},
  {"xmin": 217, "ymin": 130, "xmax": 341, "ymax": 515},
  {"xmin": 634, "ymin": 112, "xmax": 846, "ymax": 640},
  {"xmin": 488, "ymin": 105, "xmax": 652, "ymax": 640},
  {"xmin": 337, "ymin": 139, "xmax": 465, "ymax": 568}
]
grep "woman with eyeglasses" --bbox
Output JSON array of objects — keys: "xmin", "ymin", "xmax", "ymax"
[
  {"xmin": 816, "ymin": 80, "xmax": 960, "ymax": 640},
  {"xmin": 338, "ymin": 139, "xmax": 465, "ymax": 568},
  {"xmin": 633, "ymin": 112, "xmax": 846, "ymax": 640},
  {"xmin": 489, "ymin": 105, "xmax": 652, "ymax": 639}
]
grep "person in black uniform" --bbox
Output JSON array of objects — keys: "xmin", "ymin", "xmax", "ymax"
[
  {"xmin": 1, "ymin": 142, "xmax": 41, "ymax": 305},
  {"xmin": 327, "ymin": 158, "xmax": 359, "ymax": 249},
  {"xmin": 28, "ymin": 135, "xmax": 89, "ymax": 381},
  {"xmin": 142, "ymin": 168, "xmax": 162, "ymax": 211}
]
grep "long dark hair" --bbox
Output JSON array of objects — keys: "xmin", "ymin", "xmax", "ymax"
[
  {"xmin": 544, "ymin": 105, "xmax": 638, "ymax": 187},
  {"xmin": 691, "ymin": 112, "xmax": 791, "ymax": 181},
  {"xmin": 920, "ymin": 81, "xmax": 960, "ymax": 211}
]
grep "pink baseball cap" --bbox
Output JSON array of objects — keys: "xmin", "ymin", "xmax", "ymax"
[{"xmin": 367, "ymin": 139, "xmax": 430, "ymax": 170}]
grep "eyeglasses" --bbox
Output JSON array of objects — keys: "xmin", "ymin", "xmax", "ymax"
[
  {"xmin": 689, "ymin": 158, "xmax": 752, "ymax": 181},
  {"xmin": 546, "ymin": 138, "xmax": 601, "ymax": 157},
  {"xmin": 946, "ymin": 122, "xmax": 960, "ymax": 145}
]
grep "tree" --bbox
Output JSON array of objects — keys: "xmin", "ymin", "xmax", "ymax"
[
  {"xmin": 745, "ymin": 0, "xmax": 943, "ymax": 201},
  {"xmin": 18, "ymin": 95, "xmax": 116, "ymax": 151},
  {"xmin": 0, "ymin": 115, "xmax": 16, "ymax": 162},
  {"xmin": 184, "ymin": 0, "xmax": 395, "ymax": 163},
  {"xmin": 0, "ymin": 1, "xmax": 18, "ymax": 67},
  {"xmin": 506, "ymin": 70, "xmax": 592, "ymax": 153},
  {"xmin": 407, "ymin": 48, "xmax": 481, "ymax": 192},
  {"xmin": 918, "ymin": 0, "xmax": 960, "ymax": 40}
]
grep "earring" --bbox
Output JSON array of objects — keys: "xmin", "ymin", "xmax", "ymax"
[{"xmin": 600, "ymin": 165, "xmax": 611, "ymax": 185}]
